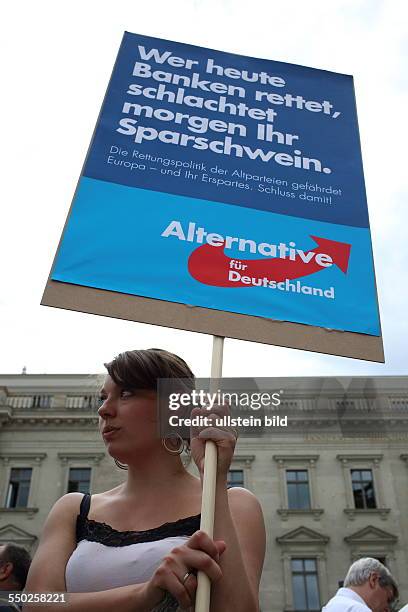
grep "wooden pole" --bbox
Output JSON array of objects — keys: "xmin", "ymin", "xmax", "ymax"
[{"xmin": 195, "ymin": 335, "xmax": 224, "ymax": 612}]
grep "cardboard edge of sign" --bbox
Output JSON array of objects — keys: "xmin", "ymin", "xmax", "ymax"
[{"xmin": 41, "ymin": 280, "xmax": 384, "ymax": 363}]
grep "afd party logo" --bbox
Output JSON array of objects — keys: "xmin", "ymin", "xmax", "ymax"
[{"xmin": 161, "ymin": 220, "xmax": 351, "ymax": 290}]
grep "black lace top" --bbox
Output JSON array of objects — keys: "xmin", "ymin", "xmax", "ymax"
[{"xmin": 76, "ymin": 493, "xmax": 201, "ymax": 547}]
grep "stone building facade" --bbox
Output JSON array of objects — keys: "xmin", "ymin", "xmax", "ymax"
[{"xmin": 0, "ymin": 373, "xmax": 407, "ymax": 610}]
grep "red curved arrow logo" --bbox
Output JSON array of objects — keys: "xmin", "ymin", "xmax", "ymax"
[{"xmin": 188, "ymin": 236, "xmax": 351, "ymax": 287}]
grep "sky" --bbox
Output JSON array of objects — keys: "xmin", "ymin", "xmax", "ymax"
[{"xmin": 1, "ymin": 0, "xmax": 407, "ymax": 378}]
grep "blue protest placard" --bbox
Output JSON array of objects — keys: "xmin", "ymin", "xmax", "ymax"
[{"xmin": 50, "ymin": 32, "xmax": 380, "ymax": 337}]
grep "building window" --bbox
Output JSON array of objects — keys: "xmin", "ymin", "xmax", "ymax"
[
  {"xmin": 67, "ymin": 468, "xmax": 91, "ymax": 494},
  {"xmin": 274, "ymin": 455, "xmax": 320, "ymax": 516},
  {"xmin": 351, "ymin": 469, "xmax": 376, "ymax": 509},
  {"xmin": 6, "ymin": 468, "xmax": 32, "ymax": 508},
  {"xmin": 291, "ymin": 558, "xmax": 320, "ymax": 611},
  {"xmin": 286, "ymin": 470, "xmax": 311, "ymax": 509},
  {"xmin": 227, "ymin": 469, "xmax": 244, "ymax": 488}
]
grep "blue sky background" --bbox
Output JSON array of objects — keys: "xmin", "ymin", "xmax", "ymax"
[{"xmin": 1, "ymin": 0, "xmax": 407, "ymax": 377}]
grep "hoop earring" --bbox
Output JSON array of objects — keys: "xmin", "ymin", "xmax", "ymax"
[
  {"xmin": 161, "ymin": 433, "xmax": 185, "ymax": 455},
  {"xmin": 114, "ymin": 458, "xmax": 128, "ymax": 470}
]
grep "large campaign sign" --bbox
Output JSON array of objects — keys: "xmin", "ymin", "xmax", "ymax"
[{"xmin": 49, "ymin": 32, "xmax": 381, "ymax": 343}]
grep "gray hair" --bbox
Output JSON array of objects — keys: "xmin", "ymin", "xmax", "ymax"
[{"xmin": 344, "ymin": 558, "xmax": 398, "ymax": 600}]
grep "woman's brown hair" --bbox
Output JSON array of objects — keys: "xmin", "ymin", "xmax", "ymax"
[{"xmin": 104, "ymin": 348, "xmax": 195, "ymax": 392}]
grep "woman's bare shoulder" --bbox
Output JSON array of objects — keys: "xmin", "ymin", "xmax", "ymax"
[
  {"xmin": 46, "ymin": 489, "xmax": 119, "ymax": 519},
  {"xmin": 51, "ymin": 492, "xmax": 84, "ymax": 515},
  {"xmin": 227, "ymin": 487, "xmax": 263, "ymax": 520},
  {"xmin": 227, "ymin": 486, "xmax": 259, "ymax": 502}
]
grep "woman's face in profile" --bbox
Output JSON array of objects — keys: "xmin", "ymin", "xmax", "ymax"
[{"xmin": 98, "ymin": 374, "xmax": 158, "ymax": 461}]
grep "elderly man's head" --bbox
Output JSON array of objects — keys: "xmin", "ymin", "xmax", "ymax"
[
  {"xmin": 0, "ymin": 544, "xmax": 31, "ymax": 591},
  {"xmin": 344, "ymin": 558, "xmax": 398, "ymax": 612}
]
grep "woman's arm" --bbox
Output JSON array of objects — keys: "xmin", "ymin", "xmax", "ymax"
[
  {"xmin": 190, "ymin": 406, "xmax": 266, "ymax": 612},
  {"xmin": 211, "ymin": 485, "xmax": 265, "ymax": 612}
]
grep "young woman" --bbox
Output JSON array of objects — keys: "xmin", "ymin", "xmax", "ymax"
[{"xmin": 24, "ymin": 349, "xmax": 265, "ymax": 611}]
